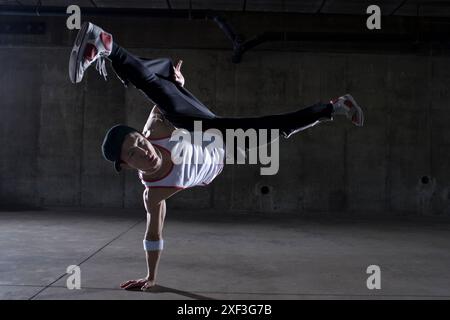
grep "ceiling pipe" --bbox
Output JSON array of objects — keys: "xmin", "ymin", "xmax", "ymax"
[
  {"xmin": 2, "ymin": 5, "xmax": 450, "ymax": 62},
  {"xmin": 211, "ymin": 14, "xmax": 450, "ymax": 63},
  {"xmin": 0, "ymin": 5, "xmax": 212, "ymax": 19}
]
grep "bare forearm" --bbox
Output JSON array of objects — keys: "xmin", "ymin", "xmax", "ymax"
[
  {"xmin": 142, "ymin": 191, "xmax": 168, "ymax": 286},
  {"xmin": 143, "ymin": 200, "xmax": 165, "ymax": 282},
  {"xmin": 120, "ymin": 192, "xmax": 169, "ymax": 291},
  {"xmin": 145, "ymin": 249, "xmax": 162, "ymax": 281}
]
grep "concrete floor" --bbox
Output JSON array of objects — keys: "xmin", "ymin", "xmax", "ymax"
[{"xmin": 1, "ymin": 208, "xmax": 449, "ymax": 300}]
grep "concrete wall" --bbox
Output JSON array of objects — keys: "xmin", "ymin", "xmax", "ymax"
[{"xmin": 1, "ymin": 14, "xmax": 449, "ymax": 217}]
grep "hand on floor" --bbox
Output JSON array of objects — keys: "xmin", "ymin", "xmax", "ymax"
[{"xmin": 120, "ymin": 277, "xmax": 156, "ymax": 291}]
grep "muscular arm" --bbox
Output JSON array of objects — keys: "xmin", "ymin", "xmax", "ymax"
[
  {"xmin": 143, "ymin": 189, "xmax": 166, "ymax": 285},
  {"xmin": 120, "ymin": 187, "xmax": 178, "ymax": 291}
]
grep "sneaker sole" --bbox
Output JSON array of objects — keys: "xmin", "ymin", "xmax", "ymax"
[
  {"xmin": 344, "ymin": 94, "xmax": 364, "ymax": 126},
  {"xmin": 69, "ymin": 21, "xmax": 91, "ymax": 84}
]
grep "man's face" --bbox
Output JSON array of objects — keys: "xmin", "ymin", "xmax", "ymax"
[{"xmin": 120, "ymin": 132, "xmax": 162, "ymax": 173}]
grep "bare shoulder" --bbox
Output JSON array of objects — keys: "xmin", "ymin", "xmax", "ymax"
[
  {"xmin": 143, "ymin": 106, "xmax": 176, "ymax": 139},
  {"xmin": 150, "ymin": 105, "xmax": 164, "ymax": 117}
]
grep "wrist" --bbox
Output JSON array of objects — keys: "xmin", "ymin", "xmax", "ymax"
[{"xmin": 143, "ymin": 239, "xmax": 164, "ymax": 251}]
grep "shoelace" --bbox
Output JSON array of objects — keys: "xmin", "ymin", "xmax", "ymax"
[{"xmin": 95, "ymin": 56, "xmax": 108, "ymax": 81}]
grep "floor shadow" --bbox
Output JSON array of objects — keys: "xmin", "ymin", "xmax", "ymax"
[{"xmin": 127, "ymin": 285, "xmax": 215, "ymax": 300}]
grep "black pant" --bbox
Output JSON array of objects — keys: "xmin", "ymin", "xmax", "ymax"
[{"xmin": 108, "ymin": 43, "xmax": 333, "ymax": 138}]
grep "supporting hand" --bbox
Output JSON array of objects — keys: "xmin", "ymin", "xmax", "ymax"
[{"xmin": 120, "ymin": 277, "xmax": 156, "ymax": 291}]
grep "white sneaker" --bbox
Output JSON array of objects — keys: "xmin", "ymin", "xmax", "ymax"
[
  {"xmin": 69, "ymin": 22, "xmax": 113, "ymax": 84},
  {"xmin": 331, "ymin": 94, "xmax": 364, "ymax": 126}
]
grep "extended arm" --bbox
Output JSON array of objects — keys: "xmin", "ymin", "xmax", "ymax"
[
  {"xmin": 142, "ymin": 189, "xmax": 166, "ymax": 288},
  {"xmin": 119, "ymin": 188, "xmax": 167, "ymax": 291}
]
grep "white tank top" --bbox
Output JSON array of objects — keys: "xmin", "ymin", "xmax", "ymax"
[{"xmin": 139, "ymin": 131, "xmax": 225, "ymax": 189}]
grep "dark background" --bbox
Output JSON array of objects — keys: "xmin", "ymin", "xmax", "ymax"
[{"xmin": 1, "ymin": 0, "xmax": 450, "ymax": 218}]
